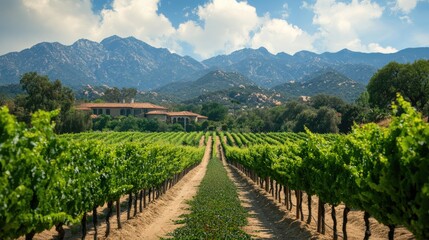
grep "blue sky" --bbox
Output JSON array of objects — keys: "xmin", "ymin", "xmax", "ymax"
[{"xmin": 0, "ymin": 0, "xmax": 428, "ymax": 60}]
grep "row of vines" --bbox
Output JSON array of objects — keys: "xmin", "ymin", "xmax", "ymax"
[
  {"xmin": 0, "ymin": 107, "xmax": 205, "ymax": 240},
  {"xmin": 223, "ymin": 96, "xmax": 429, "ymax": 239},
  {"xmin": 61, "ymin": 130, "xmax": 204, "ymax": 146}
]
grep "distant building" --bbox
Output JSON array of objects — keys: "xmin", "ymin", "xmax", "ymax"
[
  {"xmin": 147, "ymin": 111, "xmax": 208, "ymax": 123},
  {"xmin": 77, "ymin": 102, "xmax": 208, "ymax": 123},
  {"xmin": 76, "ymin": 102, "xmax": 167, "ymax": 117}
]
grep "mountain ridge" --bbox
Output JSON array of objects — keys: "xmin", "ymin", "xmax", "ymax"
[
  {"xmin": 156, "ymin": 70, "xmax": 255, "ymax": 101},
  {"xmin": 0, "ymin": 36, "xmax": 428, "ymax": 91},
  {"xmin": 272, "ymin": 70, "xmax": 366, "ymax": 102},
  {"xmin": 203, "ymin": 47, "xmax": 429, "ymax": 87},
  {"xmin": 0, "ymin": 36, "xmax": 206, "ymax": 89},
  {"xmin": 148, "ymin": 69, "xmax": 364, "ymax": 106}
]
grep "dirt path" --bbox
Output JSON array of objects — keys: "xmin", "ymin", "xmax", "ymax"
[
  {"xmin": 127, "ymin": 136, "xmax": 211, "ymax": 239},
  {"xmin": 29, "ymin": 137, "xmax": 212, "ymax": 240},
  {"xmin": 216, "ymin": 137, "xmax": 324, "ymax": 240}
]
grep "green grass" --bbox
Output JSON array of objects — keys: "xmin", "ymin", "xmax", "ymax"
[{"xmin": 168, "ymin": 155, "xmax": 250, "ymax": 239}]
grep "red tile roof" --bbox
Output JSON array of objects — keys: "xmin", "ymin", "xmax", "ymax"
[
  {"xmin": 146, "ymin": 110, "xmax": 208, "ymax": 119},
  {"xmin": 146, "ymin": 110, "xmax": 168, "ymax": 115},
  {"xmin": 75, "ymin": 107, "xmax": 92, "ymax": 111},
  {"xmin": 197, "ymin": 115, "xmax": 208, "ymax": 119},
  {"xmin": 167, "ymin": 111, "xmax": 208, "ymax": 119},
  {"xmin": 78, "ymin": 102, "xmax": 167, "ymax": 110}
]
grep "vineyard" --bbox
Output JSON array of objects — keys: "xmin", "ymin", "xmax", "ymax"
[
  {"xmin": 0, "ymin": 95, "xmax": 428, "ymax": 239},
  {"xmin": 0, "ymin": 107, "xmax": 204, "ymax": 239},
  {"xmin": 222, "ymin": 96, "xmax": 429, "ymax": 239}
]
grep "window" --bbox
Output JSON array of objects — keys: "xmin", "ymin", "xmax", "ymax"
[
  {"xmin": 120, "ymin": 109, "xmax": 125, "ymax": 115},
  {"xmin": 106, "ymin": 109, "xmax": 110, "ymax": 115},
  {"xmin": 126, "ymin": 109, "xmax": 131, "ymax": 116},
  {"xmin": 93, "ymin": 109, "xmax": 97, "ymax": 114},
  {"xmin": 97, "ymin": 109, "xmax": 103, "ymax": 115}
]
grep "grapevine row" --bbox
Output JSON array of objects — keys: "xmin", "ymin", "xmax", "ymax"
[
  {"xmin": 0, "ymin": 107, "xmax": 205, "ymax": 239},
  {"xmin": 62, "ymin": 131, "xmax": 204, "ymax": 146},
  {"xmin": 223, "ymin": 96, "xmax": 429, "ymax": 239}
]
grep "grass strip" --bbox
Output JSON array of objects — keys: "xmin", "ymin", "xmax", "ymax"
[{"xmin": 168, "ymin": 154, "xmax": 250, "ymax": 239}]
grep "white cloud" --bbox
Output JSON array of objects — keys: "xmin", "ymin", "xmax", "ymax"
[
  {"xmin": 0, "ymin": 0, "xmax": 410, "ymax": 58},
  {"xmin": 399, "ymin": 15, "xmax": 413, "ymax": 24},
  {"xmin": 390, "ymin": 0, "xmax": 421, "ymax": 24},
  {"xmin": 392, "ymin": 0, "xmax": 418, "ymax": 14},
  {"xmin": 177, "ymin": 0, "xmax": 316, "ymax": 58},
  {"xmin": 311, "ymin": 0, "xmax": 393, "ymax": 53},
  {"xmin": 177, "ymin": 0, "xmax": 260, "ymax": 59},
  {"xmin": 0, "ymin": 0, "xmax": 99, "ymax": 54},
  {"xmin": 301, "ymin": 1, "xmax": 311, "ymax": 10},
  {"xmin": 98, "ymin": 0, "xmax": 176, "ymax": 49},
  {"xmin": 21, "ymin": 0, "xmax": 98, "ymax": 35},
  {"xmin": 0, "ymin": 0, "xmax": 180, "ymax": 55},
  {"xmin": 281, "ymin": 3, "xmax": 289, "ymax": 19},
  {"xmin": 251, "ymin": 18, "xmax": 314, "ymax": 54},
  {"xmin": 367, "ymin": 43, "xmax": 397, "ymax": 53}
]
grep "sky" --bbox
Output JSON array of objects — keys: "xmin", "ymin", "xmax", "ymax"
[{"xmin": 0, "ymin": 0, "xmax": 428, "ymax": 60}]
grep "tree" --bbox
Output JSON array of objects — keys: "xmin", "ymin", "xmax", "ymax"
[
  {"xmin": 60, "ymin": 109, "xmax": 93, "ymax": 133},
  {"xmin": 201, "ymin": 102, "xmax": 228, "ymax": 121},
  {"xmin": 168, "ymin": 123, "xmax": 184, "ymax": 132},
  {"xmin": 93, "ymin": 114, "xmax": 113, "ymax": 131},
  {"xmin": 293, "ymin": 109, "xmax": 317, "ymax": 132},
  {"xmin": 137, "ymin": 118, "xmax": 159, "ymax": 132},
  {"xmin": 103, "ymin": 87, "xmax": 121, "ymax": 103},
  {"xmin": 13, "ymin": 72, "xmax": 79, "ymax": 132},
  {"xmin": 103, "ymin": 87, "xmax": 137, "ymax": 103},
  {"xmin": 338, "ymin": 104, "xmax": 361, "ymax": 133},
  {"xmin": 356, "ymin": 91, "xmax": 370, "ymax": 108},
  {"xmin": 115, "ymin": 116, "xmax": 139, "ymax": 131},
  {"xmin": 314, "ymin": 107, "xmax": 341, "ymax": 133},
  {"xmin": 367, "ymin": 60, "xmax": 429, "ymax": 114},
  {"xmin": 311, "ymin": 94, "xmax": 346, "ymax": 112},
  {"xmin": 367, "ymin": 62, "xmax": 402, "ymax": 109}
]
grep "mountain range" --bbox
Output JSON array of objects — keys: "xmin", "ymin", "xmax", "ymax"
[
  {"xmin": 202, "ymin": 47, "xmax": 429, "ymax": 87},
  {"xmin": 0, "ymin": 35, "xmax": 428, "ymax": 105},
  {"xmin": 135, "ymin": 69, "xmax": 363, "ymax": 108},
  {"xmin": 1, "ymin": 36, "xmax": 429, "ymax": 90},
  {"xmin": 0, "ymin": 36, "xmax": 204, "ymax": 89}
]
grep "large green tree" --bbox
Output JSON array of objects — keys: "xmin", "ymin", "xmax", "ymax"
[
  {"xmin": 201, "ymin": 102, "xmax": 228, "ymax": 121},
  {"xmin": 14, "ymin": 72, "xmax": 73, "ymax": 123},
  {"xmin": 314, "ymin": 106, "xmax": 340, "ymax": 133},
  {"xmin": 367, "ymin": 60, "xmax": 429, "ymax": 114},
  {"xmin": 13, "ymin": 72, "xmax": 91, "ymax": 133},
  {"xmin": 311, "ymin": 94, "xmax": 346, "ymax": 112}
]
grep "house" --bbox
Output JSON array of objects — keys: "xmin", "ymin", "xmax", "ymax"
[
  {"xmin": 76, "ymin": 102, "xmax": 167, "ymax": 117},
  {"xmin": 146, "ymin": 111, "xmax": 208, "ymax": 123},
  {"xmin": 77, "ymin": 102, "xmax": 208, "ymax": 123}
]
